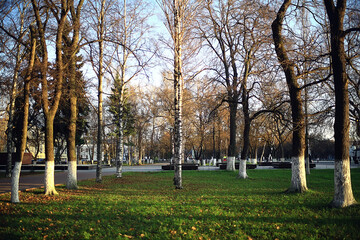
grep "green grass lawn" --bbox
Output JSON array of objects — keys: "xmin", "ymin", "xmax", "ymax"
[{"xmin": 1, "ymin": 169, "xmax": 360, "ymax": 239}]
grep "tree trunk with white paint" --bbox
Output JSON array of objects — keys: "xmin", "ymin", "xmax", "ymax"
[
  {"xmin": 272, "ymin": 0, "xmax": 308, "ymax": 193},
  {"xmin": 324, "ymin": 0, "xmax": 357, "ymax": 208},
  {"xmin": 6, "ymin": 48, "xmax": 21, "ymax": 178},
  {"xmin": 11, "ymin": 29, "xmax": 35, "ymax": 202},
  {"xmin": 11, "ymin": 161, "xmax": 22, "ymax": 203},
  {"xmin": 227, "ymin": 102, "xmax": 237, "ymax": 171},
  {"xmin": 238, "ymin": 160, "xmax": 248, "ymax": 179},
  {"xmin": 45, "ymin": 161, "xmax": 57, "ymax": 195},
  {"xmin": 31, "ymin": 0, "xmax": 67, "ymax": 195},
  {"xmin": 66, "ymin": 0, "xmax": 84, "ymax": 190},
  {"xmin": 226, "ymin": 156, "xmax": 235, "ymax": 171},
  {"xmin": 66, "ymin": 161, "xmax": 77, "ymax": 189}
]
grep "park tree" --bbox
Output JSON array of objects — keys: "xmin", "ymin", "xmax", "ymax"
[
  {"xmin": 31, "ymin": 0, "xmax": 70, "ymax": 195},
  {"xmin": 0, "ymin": 0, "xmax": 30, "ymax": 178},
  {"xmin": 85, "ymin": 0, "xmax": 111, "ymax": 182},
  {"xmin": 11, "ymin": 25, "xmax": 36, "ymax": 203},
  {"xmin": 323, "ymin": 0, "xmax": 358, "ymax": 207},
  {"xmin": 198, "ymin": 0, "xmax": 275, "ymax": 176},
  {"xmin": 157, "ymin": 0, "xmax": 201, "ymax": 189},
  {"xmin": 105, "ymin": 0, "xmax": 154, "ymax": 177},
  {"xmin": 63, "ymin": 0, "xmax": 85, "ymax": 189},
  {"xmin": 198, "ymin": 0, "xmax": 241, "ymax": 171},
  {"xmin": 346, "ymin": 1, "xmax": 360, "ymax": 140},
  {"xmin": 108, "ymin": 75, "xmax": 136, "ymax": 165},
  {"xmin": 272, "ymin": 0, "xmax": 308, "ymax": 192}
]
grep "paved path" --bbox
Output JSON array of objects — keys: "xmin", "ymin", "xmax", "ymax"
[
  {"xmin": 0, "ymin": 165, "xmax": 169, "ymax": 194},
  {"xmin": 1, "ymin": 162, "xmax": 358, "ymax": 194}
]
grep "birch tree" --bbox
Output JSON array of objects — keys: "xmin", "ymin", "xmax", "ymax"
[
  {"xmin": 157, "ymin": 0, "xmax": 200, "ymax": 189},
  {"xmin": 85, "ymin": 0, "xmax": 111, "ymax": 182},
  {"xmin": 106, "ymin": 0, "xmax": 153, "ymax": 177}
]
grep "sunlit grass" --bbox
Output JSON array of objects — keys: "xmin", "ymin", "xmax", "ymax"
[{"xmin": 1, "ymin": 169, "xmax": 360, "ymax": 239}]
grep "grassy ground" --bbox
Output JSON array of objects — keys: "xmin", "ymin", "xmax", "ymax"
[{"xmin": 0, "ymin": 169, "xmax": 359, "ymax": 240}]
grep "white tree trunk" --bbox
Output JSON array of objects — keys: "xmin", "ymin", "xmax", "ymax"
[
  {"xmin": 226, "ymin": 156, "xmax": 235, "ymax": 171},
  {"xmin": 332, "ymin": 160, "xmax": 356, "ymax": 207},
  {"xmin": 289, "ymin": 156, "xmax": 307, "ymax": 193},
  {"xmin": 250, "ymin": 158, "xmax": 257, "ymax": 164},
  {"xmin": 116, "ymin": 96, "xmax": 124, "ymax": 178},
  {"xmin": 11, "ymin": 161, "xmax": 22, "ymax": 203},
  {"xmin": 66, "ymin": 160, "xmax": 77, "ymax": 189},
  {"xmin": 45, "ymin": 161, "xmax": 58, "ymax": 195},
  {"xmin": 238, "ymin": 159, "xmax": 248, "ymax": 179}
]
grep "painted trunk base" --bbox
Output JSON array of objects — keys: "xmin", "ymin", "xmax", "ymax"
[
  {"xmin": 237, "ymin": 160, "xmax": 248, "ymax": 179},
  {"xmin": 226, "ymin": 156, "xmax": 236, "ymax": 171},
  {"xmin": 45, "ymin": 161, "xmax": 58, "ymax": 195},
  {"xmin": 66, "ymin": 161, "xmax": 78, "ymax": 189},
  {"xmin": 288, "ymin": 156, "xmax": 308, "ymax": 193},
  {"xmin": 332, "ymin": 160, "xmax": 357, "ymax": 208},
  {"xmin": 11, "ymin": 161, "xmax": 22, "ymax": 203}
]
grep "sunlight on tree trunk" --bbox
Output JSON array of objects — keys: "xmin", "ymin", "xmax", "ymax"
[
  {"xmin": 324, "ymin": 0, "xmax": 357, "ymax": 208},
  {"xmin": 272, "ymin": 0, "xmax": 308, "ymax": 193}
]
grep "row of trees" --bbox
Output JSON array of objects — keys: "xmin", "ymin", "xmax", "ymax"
[{"xmin": 0, "ymin": 0, "xmax": 359, "ymax": 207}]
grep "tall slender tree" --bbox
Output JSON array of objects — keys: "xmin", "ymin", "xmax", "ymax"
[
  {"xmin": 324, "ymin": 0, "xmax": 357, "ymax": 207},
  {"xmin": 272, "ymin": 0, "xmax": 308, "ymax": 193},
  {"xmin": 86, "ymin": 0, "xmax": 109, "ymax": 182},
  {"xmin": 157, "ymin": 0, "xmax": 191, "ymax": 189},
  {"xmin": 31, "ymin": 0, "xmax": 70, "ymax": 195},
  {"xmin": 64, "ymin": 0, "xmax": 85, "ymax": 189},
  {"xmin": 11, "ymin": 25, "xmax": 36, "ymax": 203},
  {"xmin": 0, "ymin": 0, "xmax": 29, "ymax": 178}
]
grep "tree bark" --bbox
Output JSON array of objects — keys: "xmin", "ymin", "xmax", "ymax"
[
  {"xmin": 239, "ymin": 75, "xmax": 251, "ymax": 178},
  {"xmin": 173, "ymin": 0, "xmax": 183, "ymax": 189},
  {"xmin": 227, "ymin": 101, "xmax": 237, "ymax": 171},
  {"xmin": 11, "ymin": 26, "xmax": 36, "ymax": 203},
  {"xmin": 66, "ymin": 0, "xmax": 84, "ymax": 190},
  {"xmin": 238, "ymin": 118, "xmax": 250, "ymax": 178},
  {"xmin": 324, "ymin": 0, "xmax": 357, "ymax": 208},
  {"xmin": 41, "ymin": 1, "xmax": 68, "ymax": 195},
  {"xmin": 272, "ymin": 0, "xmax": 307, "ymax": 193},
  {"xmin": 116, "ymin": 0, "xmax": 127, "ymax": 178},
  {"xmin": 116, "ymin": 84, "xmax": 124, "ymax": 178},
  {"xmin": 96, "ymin": 0, "xmax": 106, "ymax": 183}
]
